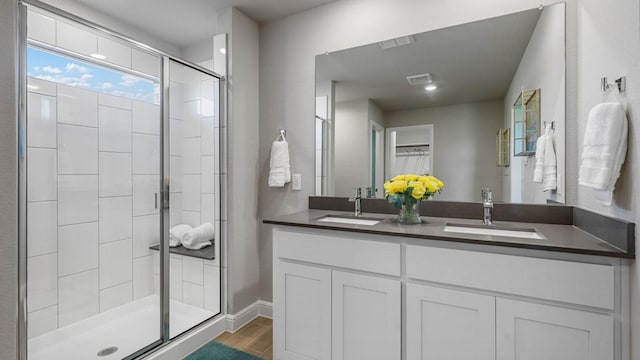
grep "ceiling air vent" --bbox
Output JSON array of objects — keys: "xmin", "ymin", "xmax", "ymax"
[
  {"xmin": 380, "ymin": 35, "xmax": 415, "ymax": 49},
  {"xmin": 406, "ymin": 73, "xmax": 433, "ymax": 86}
]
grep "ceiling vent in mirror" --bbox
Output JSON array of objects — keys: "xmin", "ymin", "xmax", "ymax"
[
  {"xmin": 406, "ymin": 73, "xmax": 433, "ymax": 86},
  {"xmin": 380, "ymin": 35, "xmax": 415, "ymax": 49}
]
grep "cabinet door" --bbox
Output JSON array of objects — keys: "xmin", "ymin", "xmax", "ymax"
[
  {"xmin": 496, "ymin": 298, "xmax": 614, "ymax": 360},
  {"xmin": 274, "ymin": 260, "xmax": 331, "ymax": 360},
  {"xmin": 332, "ymin": 270, "xmax": 401, "ymax": 360},
  {"xmin": 406, "ymin": 283, "xmax": 495, "ymax": 360}
]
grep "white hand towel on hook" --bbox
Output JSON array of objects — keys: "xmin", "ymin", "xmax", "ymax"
[
  {"xmin": 182, "ymin": 223, "xmax": 214, "ymax": 250},
  {"xmin": 268, "ymin": 137, "xmax": 291, "ymax": 187},
  {"xmin": 578, "ymin": 94, "xmax": 628, "ymax": 205}
]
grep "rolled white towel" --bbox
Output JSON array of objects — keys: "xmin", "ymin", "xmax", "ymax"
[
  {"xmin": 182, "ymin": 223, "xmax": 214, "ymax": 250},
  {"xmin": 169, "ymin": 224, "xmax": 192, "ymax": 247}
]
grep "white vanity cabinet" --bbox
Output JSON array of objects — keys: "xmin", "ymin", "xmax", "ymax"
[
  {"xmin": 406, "ymin": 283, "xmax": 496, "ymax": 360},
  {"xmin": 406, "ymin": 245, "xmax": 619, "ymax": 360},
  {"xmin": 273, "ymin": 226, "xmax": 627, "ymax": 360},
  {"xmin": 273, "ymin": 227, "xmax": 402, "ymax": 360}
]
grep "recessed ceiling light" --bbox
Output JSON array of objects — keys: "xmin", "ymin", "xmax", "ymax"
[
  {"xmin": 90, "ymin": 53, "xmax": 106, "ymax": 60},
  {"xmin": 424, "ymin": 84, "xmax": 437, "ymax": 91}
]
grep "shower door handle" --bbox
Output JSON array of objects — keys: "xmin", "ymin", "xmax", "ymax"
[{"xmin": 154, "ymin": 193, "xmax": 158, "ymax": 209}]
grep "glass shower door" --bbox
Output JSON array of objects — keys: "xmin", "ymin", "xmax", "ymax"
[
  {"xmin": 166, "ymin": 59, "xmax": 222, "ymax": 339},
  {"xmin": 25, "ymin": 7, "xmax": 163, "ymax": 358}
]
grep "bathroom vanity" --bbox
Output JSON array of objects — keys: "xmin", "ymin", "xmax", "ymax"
[{"xmin": 265, "ymin": 208, "xmax": 634, "ymax": 360}]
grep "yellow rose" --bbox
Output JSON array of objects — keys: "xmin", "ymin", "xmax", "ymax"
[
  {"xmin": 406, "ymin": 174, "xmax": 418, "ymax": 181},
  {"xmin": 418, "ymin": 175, "xmax": 428, "ymax": 186},
  {"xmin": 410, "ymin": 181, "xmax": 426, "ymax": 199},
  {"xmin": 425, "ymin": 179, "xmax": 439, "ymax": 193},
  {"xmin": 383, "ymin": 181, "xmax": 393, "ymax": 194},
  {"xmin": 392, "ymin": 174, "xmax": 406, "ymax": 181},
  {"xmin": 390, "ymin": 180, "xmax": 408, "ymax": 193},
  {"xmin": 426, "ymin": 175, "xmax": 444, "ymax": 190}
]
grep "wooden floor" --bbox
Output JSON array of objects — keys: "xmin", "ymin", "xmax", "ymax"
[{"xmin": 214, "ymin": 316, "xmax": 273, "ymax": 359}]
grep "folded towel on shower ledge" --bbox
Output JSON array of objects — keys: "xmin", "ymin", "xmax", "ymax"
[
  {"xmin": 169, "ymin": 224, "xmax": 192, "ymax": 247},
  {"xmin": 182, "ymin": 223, "xmax": 215, "ymax": 250}
]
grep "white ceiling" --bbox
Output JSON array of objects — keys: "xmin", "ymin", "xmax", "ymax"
[
  {"xmin": 71, "ymin": 0, "xmax": 335, "ymax": 48},
  {"xmin": 316, "ymin": 8, "xmax": 542, "ymax": 111}
]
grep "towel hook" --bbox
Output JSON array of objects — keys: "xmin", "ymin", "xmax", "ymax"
[
  {"xmin": 543, "ymin": 121, "xmax": 555, "ymax": 130},
  {"xmin": 278, "ymin": 129, "xmax": 286, "ymax": 141},
  {"xmin": 601, "ymin": 76, "xmax": 626, "ymax": 93}
]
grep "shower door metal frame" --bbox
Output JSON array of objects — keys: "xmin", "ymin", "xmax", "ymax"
[{"xmin": 16, "ymin": 1, "xmax": 225, "ymax": 359}]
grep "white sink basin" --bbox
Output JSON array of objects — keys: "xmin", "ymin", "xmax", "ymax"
[
  {"xmin": 443, "ymin": 223, "xmax": 544, "ymax": 240},
  {"xmin": 317, "ymin": 215, "xmax": 380, "ymax": 226}
]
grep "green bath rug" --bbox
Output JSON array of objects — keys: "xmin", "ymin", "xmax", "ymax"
[{"xmin": 185, "ymin": 341, "xmax": 262, "ymax": 360}]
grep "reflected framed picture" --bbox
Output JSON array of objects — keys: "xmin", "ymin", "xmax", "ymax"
[{"xmin": 513, "ymin": 88, "xmax": 540, "ymax": 156}]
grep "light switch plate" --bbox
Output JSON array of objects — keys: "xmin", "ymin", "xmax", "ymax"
[{"xmin": 292, "ymin": 174, "xmax": 302, "ymax": 191}]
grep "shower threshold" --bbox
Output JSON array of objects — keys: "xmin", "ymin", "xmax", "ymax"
[{"xmin": 28, "ymin": 295, "xmax": 216, "ymax": 360}]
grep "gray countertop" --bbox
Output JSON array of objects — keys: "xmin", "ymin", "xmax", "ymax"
[{"xmin": 264, "ymin": 209, "xmax": 632, "ymax": 259}]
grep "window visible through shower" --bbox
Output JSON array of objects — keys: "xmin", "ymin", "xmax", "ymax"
[{"xmin": 22, "ymin": 5, "xmax": 223, "ymax": 359}]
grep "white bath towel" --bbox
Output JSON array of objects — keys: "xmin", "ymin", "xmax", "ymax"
[
  {"xmin": 169, "ymin": 224, "xmax": 192, "ymax": 247},
  {"xmin": 268, "ymin": 140, "xmax": 291, "ymax": 187},
  {"xmin": 578, "ymin": 102, "xmax": 627, "ymax": 206},
  {"xmin": 182, "ymin": 223, "xmax": 214, "ymax": 250},
  {"xmin": 533, "ymin": 125, "xmax": 557, "ymax": 191}
]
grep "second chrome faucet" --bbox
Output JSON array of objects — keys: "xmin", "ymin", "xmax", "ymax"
[
  {"xmin": 349, "ymin": 187, "xmax": 362, "ymax": 217},
  {"xmin": 481, "ymin": 187, "xmax": 493, "ymax": 225}
]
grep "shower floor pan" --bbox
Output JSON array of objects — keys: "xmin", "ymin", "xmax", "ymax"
[{"xmin": 28, "ymin": 295, "xmax": 216, "ymax": 360}]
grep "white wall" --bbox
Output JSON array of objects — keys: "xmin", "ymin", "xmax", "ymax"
[
  {"xmin": 0, "ymin": 0, "xmax": 18, "ymax": 357},
  {"xmin": 334, "ymin": 99, "xmax": 370, "ymax": 195},
  {"xmin": 386, "ymin": 101, "xmax": 504, "ymax": 202},
  {"xmin": 504, "ymin": 4, "xmax": 566, "ymax": 204}
]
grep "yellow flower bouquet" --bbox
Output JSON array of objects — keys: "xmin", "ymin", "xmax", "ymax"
[{"xmin": 383, "ymin": 174, "xmax": 444, "ymax": 224}]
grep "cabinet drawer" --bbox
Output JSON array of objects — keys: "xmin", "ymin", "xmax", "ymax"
[
  {"xmin": 406, "ymin": 246, "xmax": 614, "ymax": 309},
  {"xmin": 274, "ymin": 227, "xmax": 401, "ymax": 276}
]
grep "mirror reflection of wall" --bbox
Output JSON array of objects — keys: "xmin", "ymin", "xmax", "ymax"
[{"xmin": 315, "ymin": 3, "xmax": 565, "ymax": 204}]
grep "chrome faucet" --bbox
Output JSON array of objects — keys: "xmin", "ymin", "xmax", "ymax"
[
  {"xmin": 349, "ymin": 187, "xmax": 362, "ymax": 217},
  {"xmin": 481, "ymin": 187, "xmax": 493, "ymax": 225}
]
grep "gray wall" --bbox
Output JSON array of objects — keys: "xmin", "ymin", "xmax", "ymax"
[
  {"xmin": 334, "ymin": 99, "xmax": 370, "ymax": 195},
  {"xmin": 385, "ymin": 101, "xmax": 504, "ymax": 202},
  {"xmin": 0, "ymin": 0, "xmax": 18, "ymax": 358},
  {"xmin": 504, "ymin": 4, "xmax": 566, "ymax": 204},
  {"xmin": 258, "ymin": 0, "xmax": 578, "ymax": 305},
  {"xmin": 224, "ymin": 8, "xmax": 261, "ymax": 314}
]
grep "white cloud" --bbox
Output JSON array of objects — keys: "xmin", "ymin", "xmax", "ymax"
[
  {"xmin": 98, "ymin": 83, "xmax": 113, "ymax": 89},
  {"xmin": 81, "ymin": 74, "xmax": 94, "ymax": 80},
  {"xmin": 65, "ymin": 63, "xmax": 88, "ymax": 73},
  {"xmin": 120, "ymin": 74, "xmax": 140, "ymax": 87},
  {"xmin": 43, "ymin": 66, "xmax": 62, "ymax": 74}
]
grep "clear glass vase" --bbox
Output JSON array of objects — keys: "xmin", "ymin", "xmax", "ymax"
[{"xmin": 398, "ymin": 202, "xmax": 421, "ymax": 224}]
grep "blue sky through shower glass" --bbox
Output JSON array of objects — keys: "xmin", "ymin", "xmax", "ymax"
[{"xmin": 27, "ymin": 47, "xmax": 158, "ymax": 104}]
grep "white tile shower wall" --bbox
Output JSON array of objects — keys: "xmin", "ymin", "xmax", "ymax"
[
  {"xmin": 26, "ymin": 81, "xmax": 163, "ymax": 337},
  {"xmin": 152, "ymin": 252, "xmax": 220, "ymax": 314}
]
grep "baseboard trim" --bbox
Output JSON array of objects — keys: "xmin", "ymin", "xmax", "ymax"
[
  {"xmin": 226, "ymin": 300, "xmax": 273, "ymax": 332},
  {"xmin": 141, "ymin": 300, "xmax": 273, "ymax": 359}
]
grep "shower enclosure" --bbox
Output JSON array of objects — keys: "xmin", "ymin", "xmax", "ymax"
[{"xmin": 18, "ymin": 2, "xmax": 224, "ymax": 359}]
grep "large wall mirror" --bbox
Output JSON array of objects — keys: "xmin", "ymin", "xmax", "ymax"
[{"xmin": 315, "ymin": 3, "xmax": 566, "ymax": 204}]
